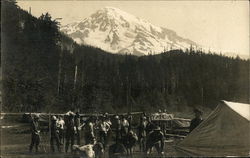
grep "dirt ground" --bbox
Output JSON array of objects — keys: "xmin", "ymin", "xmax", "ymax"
[{"xmin": 0, "ymin": 114, "xmax": 187, "ymax": 158}]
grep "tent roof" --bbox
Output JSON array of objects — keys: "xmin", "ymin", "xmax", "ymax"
[{"xmin": 223, "ymin": 100, "xmax": 250, "ymax": 121}]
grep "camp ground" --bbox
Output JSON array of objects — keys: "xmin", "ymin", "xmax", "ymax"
[
  {"xmin": 1, "ymin": 100, "xmax": 249, "ymax": 157},
  {"xmin": 1, "ymin": 110, "xmax": 189, "ymax": 157},
  {"xmin": 2, "ymin": 0, "xmax": 249, "ymax": 157}
]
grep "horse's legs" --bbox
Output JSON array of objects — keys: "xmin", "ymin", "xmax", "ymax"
[{"xmin": 129, "ymin": 148, "xmax": 132, "ymax": 157}]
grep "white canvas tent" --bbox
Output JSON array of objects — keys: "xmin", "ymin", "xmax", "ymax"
[{"xmin": 176, "ymin": 100, "xmax": 250, "ymax": 156}]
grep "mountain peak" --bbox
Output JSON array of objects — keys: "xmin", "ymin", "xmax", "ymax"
[
  {"xmin": 91, "ymin": 6, "xmax": 146, "ymax": 27},
  {"xmin": 61, "ymin": 7, "xmax": 198, "ymax": 55},
  {"xmin": 99, "ymin": 6, "xmax": 136, "ymax": 18},
  {"xmin": 103, "ymin": 6, "xmax": 124, "ymax": 12}
]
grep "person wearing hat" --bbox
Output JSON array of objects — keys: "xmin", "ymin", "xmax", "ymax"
[
  {"xmin": 146, "ymin": 117, "xmax": 156, "ymax": 135},
  {"xmin": 50, "ymin": 115, "xmax": 61, "ymax": 152},
  {"xmin": 189, "ymin": 108, "xmax": 203, "ymax": 132},
  {"xmin": 145, "ymin": 126, "xmax": 165, "ymax": 155},
  {"xmin": 84, "ymin": 116, "xmax": 95, "ymax": 145},
  {"xmin": 127, "ymin": 113, "xmax": 133, "ymax": 131},
  {"xmin": 98, "ymin": 116, "xmax": 110, "ymax": 150},
  {"xmin": 29, "ymin": 114, "xmax": 40, "ymax": 153},
  {"xmin": 121, "ymin": 116, "xmax": 129, "ymax": 143},
  {"xmin": 74, "ymin": 112, "xmax": 81, "ymax": 145},
  {"xmin": 65, "ymin": 112, "xmax": 75, "ymax": 153},
  {"xmin": 138, "ymin": 116, "xmax": 148, "ymax": 152},
  {"xmin": 57, "ymin": 116, "xmax": 65, "ymax": 145},
  {"xmin": 113, "ymin": 115, "xmax": 122, "ymax": 144}
]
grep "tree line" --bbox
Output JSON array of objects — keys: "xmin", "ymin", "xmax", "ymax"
[{"xmin": 2, "ymin": 0, "xmax": 249, "ymax": 115}]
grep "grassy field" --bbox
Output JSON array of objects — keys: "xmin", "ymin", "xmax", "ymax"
[{"xmin": 1, "ymin": 114, "xmax": 186, "ymax": 158}]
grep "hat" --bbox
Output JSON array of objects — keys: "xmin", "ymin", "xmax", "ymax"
[
  {"xmin": 69, "ymin": 112, "xmax": 75, "ymax": 117},
  {"xmin": 142, "ymin": 116, "xmax": 147, "ymax": 120},
  {"xmin": 128, "ymin": 116, "xmax": 132, "ymax": 120},
  {"xmin": 52, "ymin": 115, "xmax": 57, "ymax": 121},
  {"xmin": 100, "ymin": 116, "xmax": 105, "ymax": 120},
  {"xmin": 194, "ymin": 108, "xmax": 203, "ymax": 115},
  {"xmin": 33, "ymin": 114, "xmax": 39, "ymax": 119},
  {"xmin": 66, "ymin": 111, "xmax": 75, "ymax": 116},
  {"xmin": 115, "ymin": 115, "xmax": 119, "ymax": 119},
  {"xmin": 103, "ymin": 112, "xmax": 108, "ymax": 117},
  {"xmin": 154, "ymin": 126, "xmax": 161, "ymax": 131},
  {"xmin": 76, "ymin": 112, "xmax": 80, "ymax": 116}
]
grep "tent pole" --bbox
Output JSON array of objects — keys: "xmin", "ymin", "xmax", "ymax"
[{"xmin": 49, "ymin": 112, "xmax": 51, "ymax": 153}]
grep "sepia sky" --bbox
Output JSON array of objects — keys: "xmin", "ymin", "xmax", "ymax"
[{"xmin": 17, "ymin": 0, "xmax": 249, "ymax": 58}]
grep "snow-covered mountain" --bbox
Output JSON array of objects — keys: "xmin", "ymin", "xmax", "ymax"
[{"xmin": 61, "ymin": 7, "xmax": 198, "ymax": 56}]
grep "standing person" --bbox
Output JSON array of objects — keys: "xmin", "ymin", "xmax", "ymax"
[
  {"xmin": 84, "ymin": 117, "xmax": 95, "ymax": 145},
  {"xmin": 99, "ymin": 116, "xmax": 110, "ymax": 150},
  {"xmin": 146, "ymin": 126, "xmax": 165, "ymax": 155},
  {"xmin": 146, "ymin": 117, "xmax": 156, "ymax": 135},
  {"xmin": 29, "ymin": 114, "xmax": 40, "ymax": 153},
  {"xmin": 190, "ymin": 108, "xmax": 203, "ymax": 132},
  {"xmin": 104, "ymin": 115, "xmax": 112, "ymax": 147},
  {"xmin": 105, "ymin": 115, "xmax": 112, "ymax": 129},
  {"xmin": 139, "ymin": 112, "xmax": 146, "ymax": 124},
  {"xmin": 121, "ymin": 116, "xmax": 129, "ymax": 146},
  {"xmin": 161, "ymin": 110, "xmax": 168, "ymax": 135},
  {"xmin": 157, "ymin": 109, "xmax": 162, "ymax": 129},
  {"xmin": 57, "ymin": 116, "xmax": 65, "ymax": 145},
  {"xmin": 121, "ymin": 116, "xmax": 129, "ymax": 136},
  {"xmin": 74, "ymin": 112, "xmax": 81, "ymax": 145},
  {"xmin": 138, "ymin": 116, "xmax": 147, "ymax": 152},
  {"xmin": 127, "ymin": 113, "xmax": 133, "ymax": 131},
  {"xmin": 113, "ymin": 115, "xmax": 121, "ymax": 144},
  {"xmin": 50, "ymin": 116, "xmax": 61, "ymax": 152},
  {"xmin": 65, "ymin": 112, "xmax": 75, "ymax": 153}
]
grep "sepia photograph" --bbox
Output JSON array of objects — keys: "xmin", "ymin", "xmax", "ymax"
[{"xmin": 1, "ymin": 0, "xmax": 249, "ymax": 157}]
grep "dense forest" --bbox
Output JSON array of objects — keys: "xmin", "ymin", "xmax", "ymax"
[{"xmin": 2, "ymin": 0, "xmax": 249, "ymax": 115}]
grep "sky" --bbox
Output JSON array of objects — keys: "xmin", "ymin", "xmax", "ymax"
[{"xmin": 17, "ymin": 0, "xmax": 249, "ymax": 58}]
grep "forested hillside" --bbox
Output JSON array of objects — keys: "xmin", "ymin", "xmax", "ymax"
[{"xmin": 2, "ymin": 0, "xmax": 249, "ymax": 114}]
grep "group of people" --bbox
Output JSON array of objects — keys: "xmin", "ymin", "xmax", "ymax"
[{"xmin": 29, "ymin": 108, "xmax": 203, "ymax": 157}]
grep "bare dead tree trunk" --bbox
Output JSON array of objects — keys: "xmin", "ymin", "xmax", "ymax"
[
  {"xmin": 57, "ymin": 46, "xmax": 63, "ymax": 96},
  {"xmin": 73, "ymin": 65, "xmax": 78, "ymax": 90}
]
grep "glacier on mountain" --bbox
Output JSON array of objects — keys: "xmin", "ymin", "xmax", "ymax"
[{"xmin": 61, "ymin": 7, "xmax": 198, "ymax": 56}]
